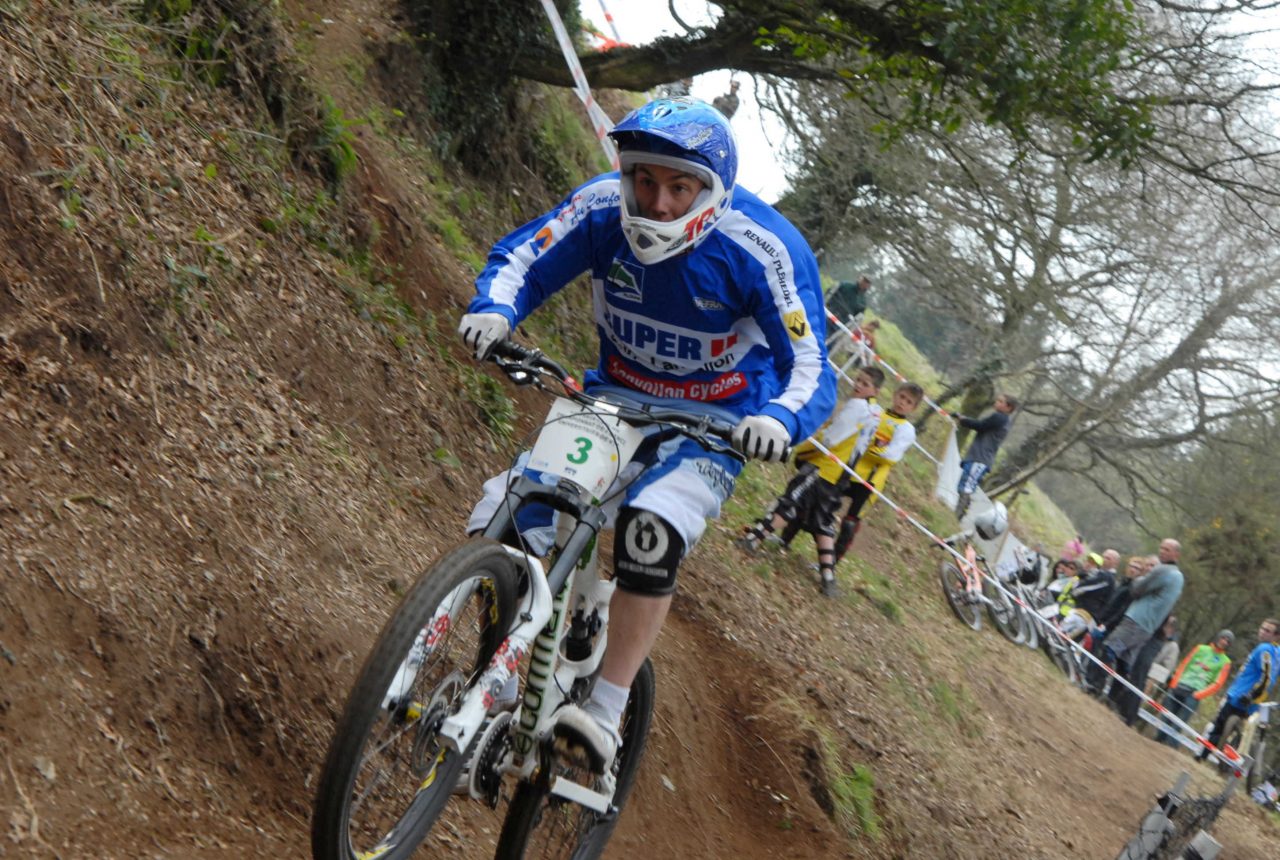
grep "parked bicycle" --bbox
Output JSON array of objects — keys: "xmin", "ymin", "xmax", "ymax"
[
  {"xmin": 1218, "ymin": 701, "xmax": 1275, "ymax": 793},
  {"xmin": 936, "ymin": 504, "xmax": 1022, "ymax": 642},
  {"xmin": 310, "ymin": 340, "xmax": 744, "ymax": 860}
]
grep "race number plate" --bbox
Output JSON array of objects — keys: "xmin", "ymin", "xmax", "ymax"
[{"xmin": 528, "ymin": 398, "xmax": 644, "ymax": 499}]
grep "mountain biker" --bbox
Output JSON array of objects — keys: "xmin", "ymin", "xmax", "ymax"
[
  {"xmin": 1157, "ymin": 629, "xmax": 1233, "ymax": 748},
  {"xmin": 457, "ymin": 97, "xmax": 836, "ymax": 773},
  {"xmin": 1196, "ymin": 618, "xmax": 1280, "ymax": 761}
]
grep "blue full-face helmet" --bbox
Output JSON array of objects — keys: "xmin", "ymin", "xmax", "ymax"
[{"xmin": 607, "ymin": 98, "xmax": 737, "ymax": 264}]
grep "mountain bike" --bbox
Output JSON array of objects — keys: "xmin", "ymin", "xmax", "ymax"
[
  {"xmin": 1218, "ymin": 701, "xmax": 1275, "ymax": 793},
  {"xmin": 936, "ymin": 529, "xmax": 1022, "ymax": 642},
  {"xmin": 310, "ymin": 340, "xmax": 743, "ymax": 860}
]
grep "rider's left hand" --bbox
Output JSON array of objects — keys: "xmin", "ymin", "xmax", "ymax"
[{"xmin": 732, "ymin": 415, "xmax": 790, "ymax": 462}]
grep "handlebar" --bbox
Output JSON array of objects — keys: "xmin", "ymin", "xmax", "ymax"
[{"xmin": 488, "ymin": 340, "xmax": 743, "ymax": 460}]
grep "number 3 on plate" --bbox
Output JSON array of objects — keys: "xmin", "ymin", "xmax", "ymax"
[{"xmin": 567, "ymin": 437, "xmax": 592, "ymax": 464}]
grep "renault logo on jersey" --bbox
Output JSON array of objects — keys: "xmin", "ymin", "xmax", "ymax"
[
  {"xmin": 605, "ymin": 259, "xmax": 644, "ymax": 303},
  {"xmin": 784, "ymin": 310, "xmax": 810, "ymax": 341}
]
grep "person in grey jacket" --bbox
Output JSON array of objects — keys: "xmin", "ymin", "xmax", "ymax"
[
  {"xmin": 1106, "ymin": 539, "xmax": 1185, "ymax": 723},
  {"xmin": 954, "ymin": 394, "xmax": 1017, "ymax": 518}
]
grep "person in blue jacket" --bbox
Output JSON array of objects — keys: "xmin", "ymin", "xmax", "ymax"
[
  {"xmin": 1197, "ymin": 618, "xmax": 1279, "ymax": 760},
  {"xmin": 457, "ymin": 98, "xmax": 836, "ymax": 773}
]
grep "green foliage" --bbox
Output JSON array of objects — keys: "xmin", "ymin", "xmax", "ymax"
[
  {"xmin": 855, "ymin": 312, "xmax": 945, "ymax": 398},
  {"xmin": 830, "ymin": 765, "xmax": 881, "ymax": 838},
  {"xmin": 756, "ymin": 0, "xmax": 1154, "ymax": 164},
  {"xmin": 314, "ymin": 96, "xmax": 361, "ymax": 182},
  {"xmin": 929, "ymin": 680, "xmax": 981, "ymax": 738},
  {"xmin": 462, "ymin": 371, "xmax": 517, "ymax": 438},
  {"xmin": 137, "ymin": 0, "xmax": 235, "ymax": 86}
]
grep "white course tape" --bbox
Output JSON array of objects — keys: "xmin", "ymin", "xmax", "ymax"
[{"xmin": 539, "ymin": 0, "xmax": 619, "ymax": 169}]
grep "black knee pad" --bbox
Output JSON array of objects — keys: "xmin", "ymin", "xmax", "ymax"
[{"xmin": 614, "ymin": 508, "xmax": 684, "ymax": 596}]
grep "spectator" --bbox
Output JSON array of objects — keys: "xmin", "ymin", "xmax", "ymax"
[
  {"xmin": 1084, "ymin": 555, "xmax": 1149, "ymax": 696},
  {"xmin": 712, "ymin": 80, "xmax": 741, "ymax": 119},
  {"xmin": 1197, "ymin": 618, "xmax": 1280, "ymax": 761},
  {"xmin": 1062, "ymin": 534, "xmax": 1085, "ymax": 561},
  {"xmin": 1100, "ymin": 549, "xmax": 1121, "ymax": 579},
  {"xmin": 832, "ymin": 381, "xmax": 924, "ymax": 563},
  {"xmin": 738, "ymin": 367, "xmax": 885, "ymax": 596},
  {"xmin": 1068, "ymin": 552, "xmax": 1117, "ymax": 625},
  {"xmin": 1107, "ymin": 540, "xmax": 1185, "ymax": 725},
  {"xmin": 1157, "ymin": 629, "xmax": 1233, "ymax": 748},
  {"xmin": 1128, "ymin": 615, "xmax": 1180, "ymax": 718},
  {"xmin": 954, "ymin": 394, "xmax": 1018, "ymax": 519},
  {"xmin": 662, "ymin": 77, "xmax": 693, "ymax": 98},
  {"xmin": 826, "ymin": 275, "xmax": 872, "ymax": 325}
]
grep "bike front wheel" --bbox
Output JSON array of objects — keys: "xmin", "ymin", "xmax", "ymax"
[
  {"xmin": 984, "ymin": 575, "xmax": 1024, "ymax": 645},
  {"xmin": 939, "ymin": 561, "xmax": 982, "ymax": 630},
  {"xmin": 494, "ymin": 658, "xmax": 656, "ymax": 860},
  {"xmin": 311, "ymin": 539, "xmax": 521, "ymax": 860}
]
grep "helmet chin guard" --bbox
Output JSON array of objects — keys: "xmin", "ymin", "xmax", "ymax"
[{"xmin": 617, "ymin": 152, "xmax": 731, "ymax": 265}]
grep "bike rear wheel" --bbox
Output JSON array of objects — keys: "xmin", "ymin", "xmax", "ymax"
[
  {"xmin": 494, "ymin": 658, "xmax": 656, "ymax": 860},
  {"xmin": 311, "ymin": 539, "xmax": 520, "ymax": 860},
  {"xmin": 939, "ymin": 561, "xmax": 981, "ymax": 630}
]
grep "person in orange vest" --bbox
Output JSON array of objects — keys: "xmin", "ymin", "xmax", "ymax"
[{"xmin": 1156, "ymin": 629, "xmax": 1233, "ymax": 748}]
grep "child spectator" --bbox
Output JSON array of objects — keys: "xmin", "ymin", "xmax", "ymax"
[
  {"xmin": 1157, "ymin": 629, "xmax": 1233, "ymax": 748},
  {"xmin": 738, "ymin": 367, "xmax": 886, "ymax": 597},
  {"xmin": 954, "ymin": 393, "xmax": 1018, "ymax": 519},
  {"xmin": 832, "ymin": 381, "xmax": 925, "ymax": 563}
]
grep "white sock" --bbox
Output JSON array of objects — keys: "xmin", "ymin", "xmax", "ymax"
[{"xmin": 587, "ymin": 677, "xmax": 630, "ymax": 730}]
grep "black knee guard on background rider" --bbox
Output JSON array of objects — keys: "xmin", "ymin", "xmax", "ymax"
[
  {"xmin": 834, "ymin": 515, "xmax": 861, "ymax": 562},
  {"xmin": 614, "ymin": 508, "xmax": 685, "ymax": 595}
]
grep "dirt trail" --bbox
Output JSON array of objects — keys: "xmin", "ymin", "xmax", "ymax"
[{"xmin": 1, "ymin": 3, "xmax": 1277, "ymax": 859}]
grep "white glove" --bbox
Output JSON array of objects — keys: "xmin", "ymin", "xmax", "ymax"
[
  {"xmin": 732, "ymin": 415, "xmax": 791, "ymax": 462},
  {"xmin": 458, "ymin": 312, "xmax": 510, "ymax": 360}
]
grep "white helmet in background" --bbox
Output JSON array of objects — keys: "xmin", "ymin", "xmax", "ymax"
[{"xmin": 973, "ymin": 502, "xmax": 1009, "ymax": 541}]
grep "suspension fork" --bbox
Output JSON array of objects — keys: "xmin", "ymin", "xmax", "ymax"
[{"xmin": 510, "ymin": 514, "xmax": 602, "ymax": 769}]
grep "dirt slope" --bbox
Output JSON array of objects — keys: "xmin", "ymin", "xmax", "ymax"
[{"xmin": 1, "ymin": 3, "xmax": 1277, "ymax": 859}]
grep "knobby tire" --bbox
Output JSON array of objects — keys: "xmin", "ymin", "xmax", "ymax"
[
  {"xmin": 494, "ymin": 659, "xmax": 656, "ymax": 860},
  {"xmin": 939, "ymin": 561, "xmax": 981, "ymax": 630},
  {"xmin": 984, "ymin": 575, "xmax": 1023, "ymax": 645},
  {"xmin": 311, "ymin": 539, "xmax": 520, "ymax": 860}
]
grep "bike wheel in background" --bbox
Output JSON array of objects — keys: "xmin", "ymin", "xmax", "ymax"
[
  {"xmin": 1047, "ymin": 635, "xmax": 1082, "ymax": 686},
  {"xmin": 983, "ymin": 575, "xmax": 1024, "ymax": 644},
  {"xmin": 311, "ymin": 539, "xmax": 520, "ymax": 860},
  {"xmin": 1246, "ymin": 737, "xmax": 1267, "ymax": 793},
  {"xmin": 1019, "ymin": 600, "xmax": 1040, "ymax": 650},
  {"xmin": 494, "ymin": 658, "xmax": 656, "ymax": 860},
  {"xmin": 938, "ymin": 561, "xmax": 982, "ymax": 630}
]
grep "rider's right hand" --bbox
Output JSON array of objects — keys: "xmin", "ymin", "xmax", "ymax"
[{"xmin": 458, "ymin": 312, "xmax": 510, "ymax": 360}]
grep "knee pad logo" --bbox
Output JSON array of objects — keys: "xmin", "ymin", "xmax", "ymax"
[{"xmin": 624, "ymin": 511, "xmax": 669, "ymax": 566}]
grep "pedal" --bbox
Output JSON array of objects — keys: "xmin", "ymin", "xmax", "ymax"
[{"xmin": 550, "ymin": 775, "xmax": 615, "ymax": 814}]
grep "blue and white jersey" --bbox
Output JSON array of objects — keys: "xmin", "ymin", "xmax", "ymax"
[
  {"xmin": 1226, "ymin": 642, "xmax": 1280, "ymax": 713},
  {"xmin": 469, "ymin": 173, "xmax": 836, "ymax": 441}
]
